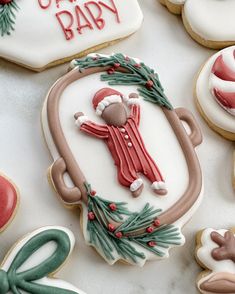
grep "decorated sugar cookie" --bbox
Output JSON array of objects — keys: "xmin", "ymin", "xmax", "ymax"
[
  {"xmin": 42, "ymin": 53, "xmax": 203, "ymax": 266},
  {"xmin": 160, "ymin": 0, "xmax": 235, "ymax": 49},
  {"xmin": 196, "ymin": 228, "xmax": 235, "ymax": 294},
  {"xmin": 0, "ymin": 173, "xmax": 19, "ymax": 232},
  {"xmin": 0, "ymin": 226, "xmax": 86, "ymax": 293},
  {"xmin": 0, "ymin": 1, "xmax": 143, "ymax": 71},
  {"xmin": 195, "ymin": 46, "xmax": 235, "ymax": 188}
]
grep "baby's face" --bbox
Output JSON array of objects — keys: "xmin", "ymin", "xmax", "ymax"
[{"xmin": 101, "ymin": 103, "xmax": 128, "ymax": 127}]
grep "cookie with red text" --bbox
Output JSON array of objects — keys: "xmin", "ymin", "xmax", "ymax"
[
  {"xmin": 160, "ymin": 0, "xmax": 235, "ymax": 49},
  {"xmin": 196, "ymin": 228, "xmax": 235, "ymax": 294},
  {"xmin": 0, "ymin": 0, "xmax": 143, "ymax": 71},
  {"xmin": 42, "ymin": 53, "xmax": 203, "ymax": 266},
  {"xmin": 0, "ymin": 226, "xmax": 86, "ymax": 294},
  {"xmin": 0, "ymin": 173, "xmax": 19, "ymax": 232}
]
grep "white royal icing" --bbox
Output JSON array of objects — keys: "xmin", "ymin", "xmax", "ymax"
[
  {"xmin": 1, "ymin": 226, "xmax": 85, "ymax": 294},
  {"xmin": 196, "ymin": 46, "xmax": 235, "ymax": 134},
  {"xmin": 42, "ymin": 53, "xmax": 203, "ymax": 266},
  {"xmin": 184, "ymin": 0, "xmax": 235, "ymax": 42},
  {"xmin": 0, "ymin": 0, "xmax": 143, "ymax": 69}
]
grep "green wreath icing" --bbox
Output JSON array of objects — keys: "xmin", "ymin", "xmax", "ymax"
[{"xmin": 0, "ymin": 1, "xmax": 19, "ymax": 37}]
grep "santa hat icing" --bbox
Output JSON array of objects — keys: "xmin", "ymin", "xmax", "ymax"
[
  {"xmin": 93, "ymin": 88, "xmax": 126, "ymax": 116},
  {"xmin": 210, "ymin": 49, "xmax": 235, "ymax": 117}
]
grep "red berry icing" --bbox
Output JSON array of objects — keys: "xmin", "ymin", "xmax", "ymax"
[
  {"xmin": 90, "ymin": 190, "xmax": 96, "ymax": 196},
  {"xmin": 0, "ymin": 0, "xmax": 12, "ymax": 4},
  {"xmin": 0, "ymin": 175, "xmax": 18, "ymax": 230},
  {"xmin": 109, "ymin": 203, "xmax": 117, "ymax": 211},
  {"xmin": 108, "ymin": 224, "xmax": 115, "ymax": 232},
  {"xmin": 88, "ymin": 212, "xmax": 95, "ymax": 221},
  {"xmin": 134, "ymin": 64, "xmax": 141, "ymax": 68},
  {"xmin": 114, "ymin": 63, "xmax": 120, "ymax": 69},
  {"xmin": 107, "ymin": 68, "xmax": 115, "ymax": 75},
  {"xmin": 146, "ymin": 226, "xmax": 154, "ymax": 233},
  {"xmin": 115, "ymin": 232, "xmax": 123, "ymax": 239},
  {"xmin": 148, "ymin": 241, "xmax": 157, "ymax": 247},
  {"xmin": 146, "ymin": 80, "xmax": 154, "ymax": 89},
  {"xmin": 154, "ymin": 219, "xmax": 160, "ymax": 227}
]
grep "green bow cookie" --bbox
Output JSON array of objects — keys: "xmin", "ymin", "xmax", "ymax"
[{"xmin": 0, "ymin": 227, "xmax": 82, "ymax": 294}]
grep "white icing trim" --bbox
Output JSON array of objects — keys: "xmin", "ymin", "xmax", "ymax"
[
  {"xmin": 130, "ymin": 178, "xmax": 143, "ymax": 192},
  {"xmin": 96, "ymin": 95, "xmax": 122, "ymax": 116},
  {"xmin": 75, "ymin": 115, "xmax": 89, "ymax": 127},
  {"xmin": 151, "ymin": 181, "xmax": 166, "ymax": 190},
  {"xmin": 127, "ymin": 98, "xmax": 140, "ymax": 106}
]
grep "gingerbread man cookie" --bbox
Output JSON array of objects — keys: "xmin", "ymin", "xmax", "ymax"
[
  {"xmin": 0, "ymin": 0, "xmax": 143, "ymax": 71},
  {"xmin": 0, "ymin": 173, "xmax": 19, "ymax": 232},
  {"xmin": 42, "ymin": 53, "xmax": 203, "ymax": 266},
  {"xmin": 0, "ymin": 226, "xmax": 86, "ymax": 293},
  {"xmin": 160, "ymin": 0, "xmax": 235, "ymax": 49},
  {"xmin": 196, "ymin": 228, "xmax": 235, "ymax": 294}
]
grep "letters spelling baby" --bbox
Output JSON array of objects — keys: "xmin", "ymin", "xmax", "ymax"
[{"xmin": 38, "ymin": 0, "xmax": 120, "ymax": 41}]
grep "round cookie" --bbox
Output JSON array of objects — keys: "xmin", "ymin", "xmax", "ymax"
[
  {"xmin": 195, "ymin": 46, "xmax": 235, "ymax": 188},
  {"xmin": 0, "ymin": 173, "xmax": 19, "ymax": 232},
  {"xmin": 0, "ymin": 0, "xmax": 143, "ymax": 71},
  {"xmin": 196, "ymin": 228, "xmax": 235, "ymax": 294},
  {"xmin": 0, "ymin": 226, "xmax": 86, "ymax": 293},
  {"xmin": 160, "ymin": 0, "xmax": 235, "ymax": 49},
  {"xmin": 42, "ymin": 53, "xmax": 203, "ymax": 266}
]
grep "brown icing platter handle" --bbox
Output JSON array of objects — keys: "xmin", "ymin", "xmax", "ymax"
[
  {"xmin": 50, "ymin": 157, "xmax": 82, "ymax": 204},
  {"xmin": 175, "ymin": 108, "xmax": 202, "ymax": 148}
]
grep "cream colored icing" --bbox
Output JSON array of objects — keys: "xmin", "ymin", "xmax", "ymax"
[{"xmin": 184, "ymin": 0, "xmax": 235, "ymax": 42}]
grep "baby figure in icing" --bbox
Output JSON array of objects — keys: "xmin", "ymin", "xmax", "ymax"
[{"xmin": 74, "ymin": 87, "xmax": 167, "ymax": 197}]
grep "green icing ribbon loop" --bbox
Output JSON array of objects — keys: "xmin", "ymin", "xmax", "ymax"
[
  {"xmin": 0, "ymin": 270, "xmax": 9, "ymax": 294},
  {"xmin": 0, "ymin": 229, "xmax": 79, "ymax": 294}
]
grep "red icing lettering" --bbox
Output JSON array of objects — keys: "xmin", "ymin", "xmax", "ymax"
[
  {"xmin": 99, "ymin": 0, "xmax": 120, "ymax": 23},
  {"xmin": 85, "ymin": 1, "xmax": 105, "ymax": 30},
  {"xmin": 56, "ymin": 11, "xmax": 74, "ymax": 40},
  {"xmin": 75, "ymin": 5, "xmax": 94, "ymax": 34},
  {"xmin": 38, "ymin": 0, "xmax": 52, "ymax": 9}
]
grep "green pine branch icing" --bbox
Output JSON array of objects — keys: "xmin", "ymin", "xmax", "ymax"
[
  {"xmin": 85, "ymin": 183, "xmax": 182, "ymax": 264},
  {"xmin": 0, "ymin": 229, "xmax": 79, "ymax": 293},
  {"xmin": 72, "ymin": 53, "xmax": 173, "ymax": 110},
  {"xmin": 0, "ymin": 1, "xmax": 19, "ymax": 37}
]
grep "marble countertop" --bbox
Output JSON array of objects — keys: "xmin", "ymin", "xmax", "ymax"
[{"xmin": 0, "ymin": 1, "xmax": 234, "ymax": 293}]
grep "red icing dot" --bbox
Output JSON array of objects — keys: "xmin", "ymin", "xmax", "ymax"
[
  {"xmin": 107, "ymin": 68, "xmax": 115, "ymax": 75},
  {"xmin": 109, "ymin": 203, "xmax": 117, "ymax": 211},
  {"xmin": 134, "ymin": 64, "xmax": 141, "ymax": 68},
  {"xmin": 0, "ymin": 175, "xmax": 18, "ymax": 230},
  {"xmin": 154, "ymin": 219, "xmax": 160, "ymax": 227},
  {"xmin": 148, "ymin": 241, "xmax": 157, "ymax": 247},
  {"xmin": 114, "ymin": 63, "xmax": 120, "ymax": 69},
  {"xmin": 88, "ymin": 212, "xmax": 95, "ymax": 221},
  {"xmin": 0, "ymin": 0, "xmax": 12, "ymax": 4},
  {"xmin": 146, "ymin": 226, "xmax": 154, "ymax": 233},
  {"xmin": 146, "ymin": 80, "xmax": 154, "ymax": 89},
  {"xmin": 108, "ymin": 224, "xmax": 115, "ymax": 232},
  {"xmin": 115, "ymin": 232, "xmax": 123, "ymax": 239},
  {"xmin": 125, "ymin": 56, "xmax": 130, "ymax": 61},
  {"xmin": 90, "ymin": 190, "xmax": 96, "ymax": 196}
]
